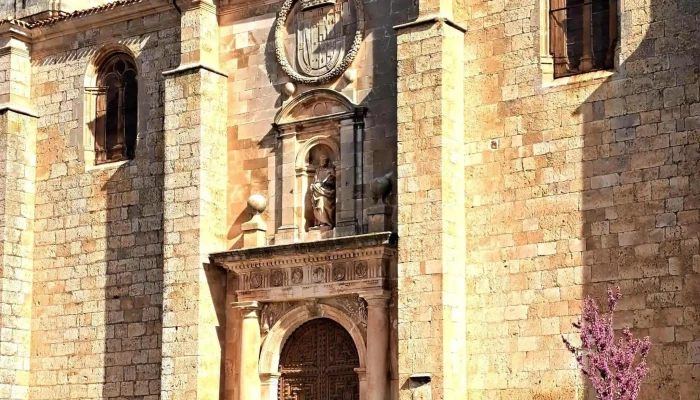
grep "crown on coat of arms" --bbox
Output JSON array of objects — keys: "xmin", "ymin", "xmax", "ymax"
[{"xmin": 300, "ymin": 0, "xmax": 336, "ymax": 10}]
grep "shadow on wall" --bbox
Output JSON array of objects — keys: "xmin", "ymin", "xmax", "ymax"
[
  {"xmin": 576, "ymin": 0, "xmax": 700, "ymax": 398},
  {"xmin": 98, "ymin": 47, "xmax": 169, "ymax": 399}
]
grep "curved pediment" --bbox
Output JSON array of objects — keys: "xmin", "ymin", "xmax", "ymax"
[{"xmin": 274, "ymin": 89, "xmax": 360, "ymax": 126}]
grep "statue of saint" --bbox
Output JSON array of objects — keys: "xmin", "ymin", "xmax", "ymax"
[{"xmin": 310, "ymin": 154, "xmax": 336, "ymax": 228}]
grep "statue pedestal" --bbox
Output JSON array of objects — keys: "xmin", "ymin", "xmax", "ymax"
[
  {"xmin": 242, "ymin": 214, "xmax": 268, "ymax": 247},
  {"xmin": 368, "ymin": 204, "xmax": 392, "ymax": 233},
  {"xmin": 307, "ymin": 225, "xmax": 333, "ymax": 241}
]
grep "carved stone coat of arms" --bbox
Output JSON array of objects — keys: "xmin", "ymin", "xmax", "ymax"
[
  {"xmin": 275, "ymin": 0, "xmax": 365, "ymax": 85},
  {"xmin": 296, "ymin": 3, "xmax": 345, "ymax": 78}
]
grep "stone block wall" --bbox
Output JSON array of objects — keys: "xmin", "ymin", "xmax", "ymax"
[
  {"xmin": 460, "ymin": 0, "xmax": 700, "ymax": 398},
  {"xmin": 219, "ymin": 0, "xmax": 412, "ymax": 249},
  {"xmin": 0, "ymin": 109, "xmax": 37, "ymax": 400},
  {"xmin": 159, "ymin": 2, "xmax": 229, "ymax": 399},
  {"xmin": 0, "ymin": 35, "xmax": 37, "ymax": 400},
  {"xmin": 28, "ymin": 9, "xmax": 179, "ymax": 400}
]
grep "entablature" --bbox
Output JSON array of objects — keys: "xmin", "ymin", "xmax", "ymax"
[{"xmin": 210, "ymin": 232, "xmax": 397, "ymax": 302}]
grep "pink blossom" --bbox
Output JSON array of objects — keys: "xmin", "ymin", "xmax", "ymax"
[{"xmin": 562, "ymin": 286, "xmax": 651, "ymax": 400}]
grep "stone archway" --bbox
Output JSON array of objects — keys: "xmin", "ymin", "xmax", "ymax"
[
  {"xmin": 213, "ymin": 233, "xmax": 396, "ymax": 400},
  {"xmin": 259, "ymin": 303, "xmax": 368, "ymax": 400},
  {"xmin": 278, "ymin": 318, "xmax": 360, "ymax": 400}
]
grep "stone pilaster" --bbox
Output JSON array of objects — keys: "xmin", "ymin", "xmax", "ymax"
[
  {"xmin": 335, "ymin": 118, "xmax": 360, "ymax": 236},
  {"xmin": 0, "ymin": 29, "xmax": 36, "ymax": 400},
  {"xmin": 361, "ymin": 292, "xmax": 391, "ymax": 400},
  {"xmin": 232, "ymin": 301, "xmax": 261, "ymax": 400},
  {"xmin": 395, "ymin": 15, "xmax": 466, "ymax": 400},
  {"xmin": 160, "ymin": 1, "xmax": 228, "ymax": 400},
  {"xmin": 275, "ymin": 128, "xmax": 299, "ymax": 244}
]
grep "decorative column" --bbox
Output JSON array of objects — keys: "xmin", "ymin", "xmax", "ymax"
[
  {"xmin": 361, "ymin": 292, "xmax": 391, "ymax": 400},
  {"xmin": 274, "ymin": 126, "xmax": 298, "ymax": 244},
  {"xmin": 232, "ymin": 301, "xmax": 262, "ymax": 400},
  {"xmin": 0, "ymin": 27, "xmax": 36, "ymax": 400},
  {"xmin": 335, "ymin": 117, "xmax": 360, "ymax": 237},
  {"xmin": 355, "ymin": 368, "xmax": 367, "ymax": 400},
  {"xmin": 260, "ymin": 373, "xmax": 280, "ymax": 400}
]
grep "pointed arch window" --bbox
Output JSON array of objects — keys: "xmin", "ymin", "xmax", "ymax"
[{"xmin": 93, "ymin": 53, "xmax": 138, "ymax": 164}]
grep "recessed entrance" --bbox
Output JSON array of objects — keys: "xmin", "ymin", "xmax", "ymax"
[{"xmin": 278, "ymin": 318, "xmax": 360, "ymax": 400}]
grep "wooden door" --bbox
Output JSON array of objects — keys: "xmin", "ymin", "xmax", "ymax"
[{"xmin": 279, "ymin": 318, "xmax": 360, "ymax": 400}]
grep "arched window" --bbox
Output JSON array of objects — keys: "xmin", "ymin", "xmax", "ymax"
[{"xmin": 94, "ymin": 53, "xmax": 138, "ymax": 164}]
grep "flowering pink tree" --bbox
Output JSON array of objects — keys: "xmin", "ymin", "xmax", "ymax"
[{"xmin": 562, "ymin": 286, "xmax": 651, "ymax": 400}]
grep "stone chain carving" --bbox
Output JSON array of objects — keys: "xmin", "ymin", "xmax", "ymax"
[{"xmin": 274, "ymin": 0, "xmax": 365, "ymax": 85}]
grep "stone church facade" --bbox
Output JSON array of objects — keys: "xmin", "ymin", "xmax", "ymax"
[{"xmin": 0, "ymin": 0, "xmax": 698, "ymax": 399}]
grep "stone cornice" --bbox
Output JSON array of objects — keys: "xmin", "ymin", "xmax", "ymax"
[
  {"xmin": 162, "ymin": 62, "xmax": 228, "ymax": 78},
  {"xmin": 0, "ymin": 104, "xmax": 39, "ymax": 118},
  {"xmin": 0, "ymin": 24, "xmax": 32, "ymax": 43},
  {"xmin": 217, "ymin": 0, "xmax": 280, "ymax": 17},
  {"xmin": 393, "ymin": 15, "xmax": 466, "ymax": 33},
  {"xmin": 0, "ymin": 0, "xmax": 175, "ymax": 43},
  {"xmin": 175, "ymin": 0, "xmax": 217, "ymax": 13},
  {"xmin": 210, "ymin": 232, "xmax": 397, "ymax": 272}
]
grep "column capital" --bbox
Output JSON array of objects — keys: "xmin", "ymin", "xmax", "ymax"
[
  {"xmin": 232, "ymin": 301, "xmax": 261, "ymax": 318},
  {"xmin": 260, "ymin": 372, "xmax": 282, "ymax": 383},
  {"xmin": 358, "ymin": 290, "xmax": 391, "ymax": 306},
  {"xmin": 260, "ymin": 372, "xmax": 281, "ymax": 383}
]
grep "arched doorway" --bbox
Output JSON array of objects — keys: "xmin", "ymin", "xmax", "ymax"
[{"xmin": 278, "ymin": 318, "xmax": 360, "ymax": 400}]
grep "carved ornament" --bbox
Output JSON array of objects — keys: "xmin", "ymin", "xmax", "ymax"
[
  {"xmin": 210, "ymin": 232, "xmax": 397, "ymax": 302},
  {"xmin": 274, "ymin": 0, "xmax": 365, "ymax": 85}
]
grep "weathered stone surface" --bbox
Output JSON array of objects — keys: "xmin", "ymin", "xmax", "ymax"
[{"xmin": 0, "ymin": 0, "xmax": 698, "ymax": 399}]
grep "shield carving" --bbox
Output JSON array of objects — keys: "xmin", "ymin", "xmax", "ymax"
[{"xmin": 297, "ymin": 2, "xmax": 346, "ymax": 77}]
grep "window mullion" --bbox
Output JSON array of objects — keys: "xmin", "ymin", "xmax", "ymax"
[
  {"xmin": 90, "ymin": 87, "xmax": 108, "ymax": 163},
  {"xmin": 580, "ymin": 1, "xmax": 594, "ymax": 71},
  {"xmin": 116, "ymin": 83, "xmax": 126, "ymax": 160},
  {"xmin": 605, "ymin": 0, "xmax": 618, "ymax": 67}
]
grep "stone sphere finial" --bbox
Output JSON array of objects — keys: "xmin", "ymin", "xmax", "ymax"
[
  {"xmin": 343, "ymin": 69, "xmax": 357, "ymax": 84},
  {"xmin": 283, "ymin": 82, "xmax": 296, "ymax": 97},
  {"xmin": 370, "ymin": 172, "xmax": 393, "ymax": 205},
  {"xmin": 247, "ymin": 194, "xmax": 268, "ymax": 214}
]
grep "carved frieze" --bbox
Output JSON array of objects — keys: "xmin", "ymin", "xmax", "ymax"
[
  {"xmin": 332, "ymin": 263, "xmax": 346, "ymax": 281},
  {"xmin": 258, "ymin": 295, "xmax": 369, "ymax": 336},
  {"xmin": 271, "ymin": 269, "xmax": 285, "ymax": 287},
  {"xmin": 354, "ymin": 261, "xmax": 367, "ymax": 278},
  {"xmin": 250, "ymin": 272, "xmax": 263, "ymax": 289},
  {"xmin": 210, "ymin": 232, "xmax": 397, "ymax": 302},
  {"xmin": 291, "ymin": 267, "xmax": 304, "ymax": 284},
  {"xmin": 237, "ymin": 259, "xmax": 384, "ymax": 292}
]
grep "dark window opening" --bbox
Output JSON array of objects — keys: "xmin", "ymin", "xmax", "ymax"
[
  {"xmin": 95, "ymin": 53, "xmax": 138, "ymax": 164},
  {"xmin": 550, "ymin": 0, "xmax": 618, "ymax": 78}
]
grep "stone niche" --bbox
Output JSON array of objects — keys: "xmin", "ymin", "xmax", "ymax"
[{"xmin": 272, "ymin": 88, "xmax": 366, "ymax": 244}]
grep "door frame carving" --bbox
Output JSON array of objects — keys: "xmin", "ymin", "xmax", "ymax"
[
  {"xmin": 259, "ymin": 303, "xmax": 368, "ymax": 400},
  {"xmin": 211, "ymin": 232, "xmax": 396, "ymax": 400}
]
